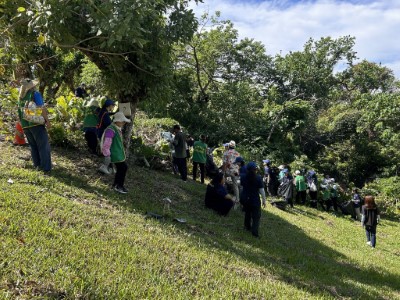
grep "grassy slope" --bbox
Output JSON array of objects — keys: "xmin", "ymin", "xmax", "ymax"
[{"xmin": 0, "ymin": 142, "xmax": 399, "ymax": 299}]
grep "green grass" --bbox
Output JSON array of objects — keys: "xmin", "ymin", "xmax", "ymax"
[{"xmin": 0, "ymin": 142, "xmax": 399, "ymax": 299}]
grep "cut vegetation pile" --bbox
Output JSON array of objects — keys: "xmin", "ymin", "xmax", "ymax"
[{"xmin": 0, "ymin": 141, "xmax": 399, "ymax": 299}]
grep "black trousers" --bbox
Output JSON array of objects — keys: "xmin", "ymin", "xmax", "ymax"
[
  {"xmin": 84, "ymin": 129, "xmax": 98, "ymax": 154},
  {"xmin": 193, "ymin": 162, "xmax": 205, "ymax": 183},
  {"xmin": 114, "ymin": 161, "xmax": 128, "ymax": 188},
  {"xmin": 296, "ymin": 190, "xmax": 307, "ymax": 204},
  {"xmin": 175, "ymin": 157, "xmax": 187, "ymax": 181},
  {"xmin": 244, "ymin": 204, "xmax": 261, "ymax": 237}
]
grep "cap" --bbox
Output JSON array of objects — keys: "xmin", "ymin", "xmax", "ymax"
[
  {"xmin": 295, "ymin": 170, "xmax": 300, "ymax": 175},
  {"xmin": 223, "ymin": 143, "xmax": 229, "ymax": 147},
  {"xmin": 229, "ymin": 140, "xmax": 236, "ymax": 148},
  {"xmin": 113, "ymin": 111, "xmax": 131, "ymax": 123},
  {"xmin": 278, "ymin": 165, "xmax": 285, "ymax": 170},
  {"xmin": 283, "ymin": 168, "xmax": 289, "ymax": 173},
  {"xmin": 246, "ymin": 161, "xmax": 258, "ymax": 170},
  {"xmin": 104, "ymin": 99, "xmax": 115, "ymax": 107},
  {"xmin": 262, "ymin": 159, "xmax": 271, "ymax": 164}
]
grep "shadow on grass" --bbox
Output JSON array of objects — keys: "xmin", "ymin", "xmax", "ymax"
[{"xmin": 47, "ymin": 146, "xmax": 400, "ymax": 299}]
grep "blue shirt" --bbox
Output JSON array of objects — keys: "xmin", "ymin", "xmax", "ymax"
[
  {"xmin": 33, "ymin": 91, "xmax": 44, "ymax": 106},
  {"xmin": 240, "ymin": 174, "xmax": 263, "ymax": 206}
]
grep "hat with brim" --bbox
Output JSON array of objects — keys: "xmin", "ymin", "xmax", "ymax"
[
  {"xmin": 113, "ymin": 111, "xmax": 131, "ymax": 123},
  {"xmin": 278, "ymin": 165, "xmax": 285, "ymax": 170},
  {"xmin": 19, "ymin": 78, "xmax": 39, "ymax": 99},
  {"xmin": 86, "ymin": 98, "xmax": 100, "ymax": 107},
  {"xmin": 229, "ymin": 140, "xmax": 236, "ymax": 148},
  {"xmin": 295, "ymin": 170, "xmax": 300, "ymax": 175},
  {"xmin": 263, "ymin": 159, "xmax": 271, "ymax": 164}
]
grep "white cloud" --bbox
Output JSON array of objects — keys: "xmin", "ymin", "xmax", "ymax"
[{"xmin": 189, "ymin": 0, "xmax": 400, "ymax": 77}]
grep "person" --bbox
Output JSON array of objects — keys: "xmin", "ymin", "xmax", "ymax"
[
  {"xmin": 222, "ymin": 140, "xmax": 241, "ymax": 201},
  {"xmin": 97, "ymin": 99, "xmax": 116, "ymax": 174},
  {"xmin": 17, "ymin": 79, "xmax": 52, "ymax": 173},
  {"xmin": 307, "ymin": 170, "xmax": 318, "ymax": 208},
  {"xmin": 235, "ymin": 157, "xmax": 246, "ymax": 177},
  {"xmin": 278, "ymin": 169, "xmax": 294, "ymax": 208},
  {"xmin": 320, "ymin": 175, "xmax": 332, "ymax": 211},
  {"xmin": 101, "ymin": 112, "xmax": 131, "ymax": 194},
  {"xmin": 361, "ymin": 195, "xmax": 380, "ymax": 248},
  {"xmin": 75, "ymin": 83, "xmax": 88, "ymax": 98},
  {"xmin": 192, "ymin": 134, "xmax": 207, "ymax": 184},
  {"xmin": 82, "ymin": 98, "xmax": 100, "ymax": 155},
  {"xmin": 352, "ymin": 188, "xmax": 362, "ymax": 221},
  {"xmin": 171, "ymin": 124, "xmax": 187, "ymax": 181},
  {"xmin": 295, "ymin": 170, "xmax": 307, "ymax": 205},
  {"xmin": 278, "ymin": 165, "xmax": 286, "ymax": 183},
  {"xmin": 204, "ymin": 172, "xmax": 235, "ymax": 216},
  {"xmin": 330, "ymin": 179, "xmax": 339, "ymax": 212},
  {"xmin": 240, "ymin": 162, "xmax": 266, "ymax": 237},
  {"xmin": 97, "ymin": 98, "xmax": 116, "ymax": 139},
  {"xmin": 263, "ymin": 159, "xmax": 278, "ymax": 197}
]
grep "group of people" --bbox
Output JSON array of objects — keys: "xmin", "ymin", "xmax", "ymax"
[
  {"xmin": 16, "ymin": 78, "xmax": 381, "ymax": 247},
  {"xmin": 203, "ymin": 143, "xmax": 381, "ymax": 246}
]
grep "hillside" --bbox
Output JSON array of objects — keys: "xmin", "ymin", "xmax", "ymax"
[{"xmin": 0, "ymin": 141, "xmax": 399, "ymax": 299}]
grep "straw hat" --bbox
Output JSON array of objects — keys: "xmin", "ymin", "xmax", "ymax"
[{"xmin": 19, "ymin": 78, "xmax": 39, "ymax": 99}]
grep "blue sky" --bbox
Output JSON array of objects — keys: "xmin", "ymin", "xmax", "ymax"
[{"xmin": 190, "ymin": 0, "xmax": 400, "ymax": 78}]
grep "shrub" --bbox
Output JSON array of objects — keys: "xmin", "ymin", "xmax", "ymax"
[{"xmin": 362, "ymin": 176, "xmax": 400, "ymax": 216}]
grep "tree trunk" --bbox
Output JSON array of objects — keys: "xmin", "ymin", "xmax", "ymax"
[{"xmin": 120, "ymin": 94, "xmax": 139, "ymax": 158}]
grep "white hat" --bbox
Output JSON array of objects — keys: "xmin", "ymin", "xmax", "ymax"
[
  {"xmin": 278, "ymin": 165, "xmax": 285, "ymax": 170},
  {"xmin": 229, "ymin": 140, "xmax": 236, "ymax": 148},
  {"xmin": 86, "ymin": 98, "xmax": 99, "ymax": 107},
  {"xmin": 113, "ymin": 112, "xmax": 131, "ymax": 123},
  {"xmin": 19, "ymin": 78, "xmax": 39, "ymax": 99},
  {"xmin": 295, "ymin": 170, "xmax": 301, "ymax": 175}
]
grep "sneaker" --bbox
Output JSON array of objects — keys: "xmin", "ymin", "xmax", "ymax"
[
  {"xmin": 114, "ymin": 185, "xmax": 128, "ymax": 194},
  {"xmin": 366, "ymin": 241, "xmax": 371, "ymax": 246},
  {"xmin": 99, "ymin": 164, "xmax": 111, "ymax": 175}
]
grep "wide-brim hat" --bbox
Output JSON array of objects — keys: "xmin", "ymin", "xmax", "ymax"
[
  {"xmin": 19, "ymin": 78, "xmax": 39, "ymax": 99},
  {"xmin": 113, "ymin": 111, "xmax": 131, "ymax": 123}
]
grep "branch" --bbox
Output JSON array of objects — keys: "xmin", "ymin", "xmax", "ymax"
[
  {"xmin": 0, "ymin": 54, "xmax": 59, "ymax": 66},
  {"xmin": 266, "ymin": 93, "xmax": 304, "ymax": 143}
]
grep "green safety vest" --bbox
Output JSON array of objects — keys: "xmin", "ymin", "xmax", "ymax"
[
  {"xmin": 18, "ymin": 91, "xmax": 41, "ymax": 129},
  {"xmin": 192, "ymin": 141, "xmax": 207, "ymax": 163},
  {"xmin": 108, "ymin": 124, "xmax": 126, "ymax": 163}
]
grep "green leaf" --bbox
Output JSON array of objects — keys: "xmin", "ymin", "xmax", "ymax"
[{"xmin": 17, "ymin": 7, "xmax": 26, "ymax": 12}]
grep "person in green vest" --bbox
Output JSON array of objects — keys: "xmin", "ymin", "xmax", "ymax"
[
  {"xmin": 101, "ymin": 112, "xmax": 131, "ymax": 194},
  {"xmin": 320, "ymin": 175, "xmax": 333, "ymax": 211},
  {"xmin": 82, "ymin": 98, "xmax": 100, "ymax": 155},
  {"xmin": 17, "ymin": 79, "xmax": 52, "ymax": 173},
  {"xmin": 294, "ymin": 170, "xmax": 307, "ymax": 205},
  {"xmin": 192, "ymin": 134, "xmax": 208, "ymax": 184}
]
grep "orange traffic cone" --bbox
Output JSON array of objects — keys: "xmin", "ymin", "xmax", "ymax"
[{"xmin": 13, "ymin": 121, "xmax": 26, "ymax": 145}]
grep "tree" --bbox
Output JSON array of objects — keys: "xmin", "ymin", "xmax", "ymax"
[{"xmin": 1, "ymin": 0, "xmax": 201, "ymax": 149}]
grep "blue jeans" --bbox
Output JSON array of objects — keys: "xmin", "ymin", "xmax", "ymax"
[
  {"xmin": 24, "ymin": 125, "xmax": 52, "ymax": 172},
  {"xmin": 365, "ymin": 225, "xmax": 377, "ymax": 247}
]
